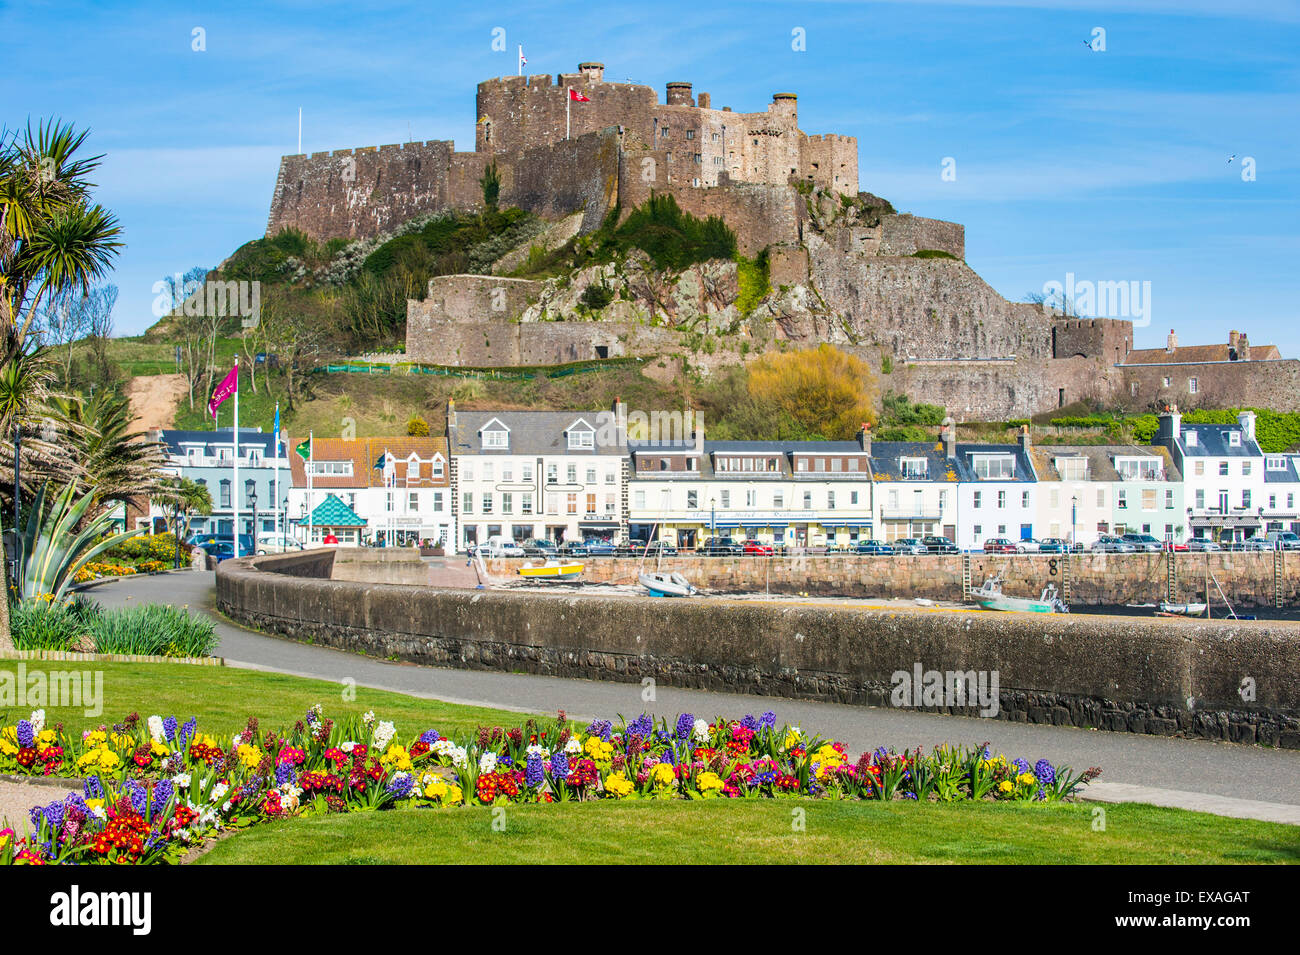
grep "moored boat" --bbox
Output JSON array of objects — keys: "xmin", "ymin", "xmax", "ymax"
[
  {"xmin": 639, "ymin": 571, "xmax": 698, "ymax": 597},
  {"xmin": 517, "ymin": 560, "xmax": 585, "ymax": 581},
  {"xmin": 971, "ymin": 575, "xmax": 1067, "ymax": 613},
  {"xmin": 1157, "ymin": 601, "xmax": 1208, "ymax": 617}
]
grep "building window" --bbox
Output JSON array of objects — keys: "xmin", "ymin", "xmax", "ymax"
[
  {"xmin": 1228, "ymin": 432, "xmax": 1241, "ymax": 447},
  {"xmin": 1242, "ymin": 490, "xmax": 1251, "ymax": 509},
  {"xmin": 547, "ymin": 464, "xmax": 558, "ymax": 483},
  {"xmin": 828, "ymin": 491, "xmax": 836, "ymax": 510},
  {"xmin": 900, "ymin": 458, "xmax": 928, "ymax": 478},
  {"xmin": 720, "ymin": 490, "xmax": 730, "ymax": 509},
  {"xmin": 1189, "ymin": 378, "xmax": 1198, "ymax": 394},
  {"xmin": 1162, "ymin": 376, "xmax": 1172, "ymax": 388},
  {"xmin": 522, "ymin": 463, "xmax": 533, "ymax": 482},
  {"xmin": 1218, "ymin": 461, "xmax": 1229, "ymax": 476},
  {"xmin": 502, "ymin": 492, "xmax": 513, "ymax": 515},
  {"xmin": 997, "ymin": 490, "xmax": 1006, "ymax": 509},
  {"xmin": 1142, "ymin": 489, "xmax": 1157, "ymax": 510},
  {"xmin": 219, "ymin": 480, "xmax": 231, "ymax": 507},
  {"xmin": 483, "ymin": 463, "xmax": 494, "ymax": 482},
  {"xmin": 566, "ymin": 494, "xmax": 577, "ymax": 515},
  {"xmin": 746, "ymin": 489, "xmax": 756, "ymax": 508},
  {"xmin": 522, "ymin": 492, "xmax": 533, "ymax": 515},
  {"xmin": 1194, "ymin": 461, "xmax": 1205, "ymax": 476},
  {"xmin": 567, "ymin": 464, "xmax": 578, "ymax": 483},
  {"xmin": 1242, "ymin": 462, "xmax": 1252, "ymax": 477},
  {"xmin": 972, "ymin": 455, "xmax": 1014, "ymax": 479},
  {"xmin": 973, "ymin": 491, "xmax": 982, "ymax": 509},
  {"xmin": 1195, "ymin": 489, "xmax": 1205, "ymax": 509},
  {"xmin": 1165, "ymin": 489, "xmax": 1174, "ymax": 508},
  {"xmin": 586, "ymin": 493, "xmax": 596, "ymax": 515},
  {"xmin": 1021, "ymin": 491, "xmax": 1030, "ymax": 508},
  {"xmin": 803, "ymin": 491, "xmax": 813, "ymax": 509},
  {"xmin": 462, "ymin": 493, "xmax": 473, "ymax": 514},
  {"xmin": 634, "ymin": 490, "xmax": 646, "ymax": 509},
  {"xmin": 1118, "ymin": 490, "xmax": 1127, "ymax": 509},
  {"xmin": 481, "ymin": 494, "xmax": 493, "ymax": 514},
  {"xmin": 408, "ymin": 492, "xmax": 419, "ymax": 511},
  {"xmin": 483, "ymin": 429, "xmax": 508, "ymax": 449},
  {"xmin": 773, "ymin": 492, "xmax": 784, "ymax": 509},
  {"xmin": 433, "ymin": 457, "xmax": 444, "ymax": 477},
  {"xmin": 687, "ymin": 491, "xmax": 698, "ymax": 509},
  {"xmin": 433, "ymin": 491, "xmax": 443, "ymax": 511}
]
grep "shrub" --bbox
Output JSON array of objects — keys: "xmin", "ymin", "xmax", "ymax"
[
  {"xmin": 579, "ymin": 282, "xmax": 614, "ymax": 311},
  {"xmin": 606, "ymin": 194, "xmax": 737, "ymax": 271},
  {"xmin": 406, "ymin": 415, "xmax": 430, "ymax": 436},
  {"xmin": 11, "ymin": 599, "xmax": 96, "ymax": 651},
  {"xmin": 912, "ymin": 249, "xmax": 959, "ymax": 260},
  {"xmin": 882, "ymin": 392, "xmax": 945, "ymax": 427},
  {"xmin": 734, "ymin": 250, "xmax": 771, "ymax": 317},
  {"xmin": 88, "ymin": 604, "xmax": 219, "ymax": 657}
]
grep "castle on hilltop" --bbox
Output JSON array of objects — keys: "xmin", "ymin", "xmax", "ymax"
[{"xmin": 265, "ymin": 63, "xmax": 1298, "ymax": 418}]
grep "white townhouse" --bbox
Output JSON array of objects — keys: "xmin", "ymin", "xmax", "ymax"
[
  {"xmin": 286, "ymin": 436, "xmax": 453, "ymax": 547},
  {"xmin": 868, "ymin": 439, "xmax": 959, "ymax": 543},
  {"xmin": 1156, "ymin": 410, "xmax": 1267, "ymax": 544},
  {"xmin": 446, "ymin": 400, "xmax": 628, "ymax": 549},
  {"xmin": 627, "ymin": 431, "xmax": 874, "ymax": 550},
  {"xmin": 1261, "ymin": 452, "xmax": 1300, "ymax": 536},
  {"xmin": 1028, "ymin": 445, "xmax": 1184, "ymax": 546},
  {"xmin": 952, "ymin": 430, "xmax": 1038, "ymax": 550}
]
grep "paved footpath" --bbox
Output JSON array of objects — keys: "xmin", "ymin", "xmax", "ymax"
[{"xmin": 81, "ymin": 571, "xmax": 1300, "ymax": 824}]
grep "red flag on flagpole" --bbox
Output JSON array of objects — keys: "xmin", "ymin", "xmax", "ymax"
[
  {"xmin": 208, "ymin": 364, "xmax": 238, "ymax": 419},
  {"xmin": 569, "ymin": 88, "xmax": 590, "ymax": 102}
]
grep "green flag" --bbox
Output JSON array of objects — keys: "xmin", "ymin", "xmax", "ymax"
[{"xmin": 295, "ymin": 438, "xmax": 311, "ymax": 461}]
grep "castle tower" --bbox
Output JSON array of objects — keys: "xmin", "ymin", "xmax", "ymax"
[
  {"xmin": 666, "ymin": 81, "xmax": 694, "ymax": 106},
  {"xmin": 578, "ymin": 62, "xmax": 604, "ymax": 83},
  {"xmin": 771, "ymin": 92, "xmax": 798, "ymax": 121}
]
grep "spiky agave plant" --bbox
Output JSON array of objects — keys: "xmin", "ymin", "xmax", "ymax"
[{"xmin": 16, "ymin": 480, "xmax": 140, "ymax": 601}]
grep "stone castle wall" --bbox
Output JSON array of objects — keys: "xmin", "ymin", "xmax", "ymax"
[
  {"xmin": 1120, "ymin": 359, "xmax": 1300, "ymax": 413},
  {"xmin": 878, "ymin": 214, "xmax": 965, "ymax": 258}
]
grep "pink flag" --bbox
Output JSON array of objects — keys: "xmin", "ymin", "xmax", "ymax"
[{"xmin": 208, "ymin": 365, "xmax": 238, "ymax": 419}]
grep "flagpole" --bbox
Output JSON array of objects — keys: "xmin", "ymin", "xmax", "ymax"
[
  {"xmin": 517, "ymin": 45, "xmax": 522, "ymax": 76},
  {"xmin": 232, "ymin": 356, "xmax": 240, "ymax": 559},
  {"xmin": 566, "ymin": 88, "xmax": 571, "ymax": 140},
  {"xmin": 273, "ymin": 403, "xmax": 280, "ymax": 543},
  {"xmin": 307, "ymin": 430, "xmax": 314, "ymax": 545}
]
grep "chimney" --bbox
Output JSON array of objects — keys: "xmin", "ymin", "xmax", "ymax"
[
  {"xmin": 697, "ymin": 92, "xmax": 711, "ymax": 109},
  {"xmin": 858, "ymin": 422, "xmax": 872, "ymax": 456},
  {"xmin": 1239, "ymin": 332, "xmax": 1251, "ymax": 361},
  {"xmin": 941, "ymin": 416, "xmax": 956, "ymax": 460},
  {"xmin": 1238, "ymin": 410, "xmax": 1257, "ymax": 442},
  {"xmin": 1228, "ymin": 330, "xmax": 1239, "ymax": 349},
  {"xmin": 612, "ymin": 396, "xmax": 627, "ymax": 447},
  {"xmin": 666, "ymin": 81, "xmax": 693, "ymax": 106},
  {"xmin": 691, "ymin": 407, "xmax": 704, "ymax": 454},
  {"xmin": 1158, "ymin": 404, "xmax": 1182, "ymax": 445},
  {"xmin": 1166, "ymin": 329, "xmax": 1177, "ymax": 353},
  {"xmin": 446, "ymin": 398, "xmax": 457, "ymax": 442},
  {"xmin": 1017, "ymin": 423, "xmax": 1031, "ymax": 452}
]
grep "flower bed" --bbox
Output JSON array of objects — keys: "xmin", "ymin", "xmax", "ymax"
[{"xmin": 0, "ymin": 707, "xmax": 1101, "ymax": 865}]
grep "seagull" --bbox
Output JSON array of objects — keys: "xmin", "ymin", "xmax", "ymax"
[{"xmin": 1227, "ymin": 154, "xmax": 1236, "ymax": 163}]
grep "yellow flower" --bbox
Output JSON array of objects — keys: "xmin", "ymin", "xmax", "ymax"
[
  {"xmin": 604, "ymin": 772, "xmax": 634, "ymax": 798},
  {"xmin": 812, "ymin": 743, "xmax": 847, "ymax": 779},
  {"xmin": 444, "ymin": 784, "xmax": 463, "ymax": 806},
  {"xmin": 150, "ymin": 741, "xmax": 170, "ymax": 757},
  {"xmin": 697, "ymin": 771, "xmax": 724, "ymax": 792},
  {"xmin": 583, "ymin": 737, "xmax": 613, "ymax": 762},
  {"xmin": 37, "ymin": 729, "xmax": 57, "ymax": 746},
  {"xmin": 650, "ymin": 763, "xmax": 677, "ymax": 788},
  {"xmin": 109, "ymin": 732, "xmax": 134, "ymax": 750},
  {"xmin": 998, "ymin": 780, "xmax": 1014, "ymax": 793},
  {"xmin": 783, "ymin": 729, "xmax": 802, "ymax": 748},
  {"xmin": 236, "ymin": 743, "xmax": 263, "ymax": 770},
  {"xmin": 0, "ymin": 738, "xmax": 16, "ymax": 757},
  {"xmin": 381, "ymin": 744, "xmax": 413, "ymax": 771},
  {"xmin": 83, "ymin": 730, "xmax": 107, "ymax": 747},
  {"xmin": 1017, "ymin": 772, "xmax": 1036, "ymax": 787}
]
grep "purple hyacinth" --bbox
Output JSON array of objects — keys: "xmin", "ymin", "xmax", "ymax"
[
  {"xmin": 525, "ymin": 753, "xmax": 545, "ymax": 788},
  {"xmin": 83, "ymin": 776, "xmax": 104, "ymax": 801},
  {"xmin": 125, "ymin": 780, "xmax": 148, "ymax": 815},
  {"xmin": 32, "ymin": 800, "xmax": 64, "ymax": 830},
  {"xmin": 305, "ymin": 708, "xmax": 319, "ymax": 726},
  {"xmin": 1034, "ymin": 759, "xmax": 1056, "ymax": 786},
  {"xmin": 420, "ymin": 729, "xmax": 440, "ymax": 745},
  {"xmin": 585, "ymin": 719, "xmax": 612, "ymax": 742},
  {"xmin": 16, "ymin": 720, "xmax": 33, "ymax": 749},
  {"xmin": 275, "ymin": 763, "xmax": 296, "ymax": 787},
  {"xmin": 178, "ymin": 717, "xmax": 197, "ymax": 751},
  {"xmin": 758, "ymin": 711, "xmax": 777, "ymax": 731},
  {"xmin": 674, "ymin": 713, "xmax": 694, "ymax": 740},
  {"xmin": 740, "ymin": 714, "xmax": 759, "ymax": 732},
  {"xmin": 626, "ymin": 714, "xmax": 653, "ymax": 738},
  {"xmin": 550, "ymin": 751, "xmax": 569, "ymax": 779},
  {"xmin": 1012, "ymin": 758, "xmax": 1031, "ymax": 775},
  {"xmin": 385, "ymin": 773, "xmax": 414, "ymax": 798},
  {"xmin": 163, "ymin": 716, "xmax": 178, "ymax": 742},
  {"xmin": 152, "ymin": 779, "xmax": 174, "ymax": 813}
]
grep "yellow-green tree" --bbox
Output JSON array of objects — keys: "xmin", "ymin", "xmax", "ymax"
[{"xmin": 746, "ymin": 344, "xmax": 877, "ymax": 440}]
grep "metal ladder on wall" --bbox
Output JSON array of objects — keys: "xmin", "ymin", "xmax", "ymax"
[
  {"xmin": 1275, "ymin": 548, "xmax": 1285, "ymax": 609},
  {"xmin": 1165, "ymin": 547, "xmax": 1177, "ymax": 604},
  {"xmin": 1061, "ymin": 554, "xmax": 1072, "ymax": 604},
  {"xmin": 961, "ymin": 554, "xmax": 972, "ymax": 602}
]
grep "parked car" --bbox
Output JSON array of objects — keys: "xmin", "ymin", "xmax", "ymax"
[
  {"xmin": 583, "ymin": 539, "xmax": 617, "ymax": 556},
  {"xmin": 1185, "ymin": 537, "xmax": 1222, "ymax": 552},
  {"xmin": 1164, "ymin": 540, "xmax": 1189, "ymax": 552},
  {"xmin": 1092, "ymin": 535, "xmax": 1136, "ymax": 553},
  {"xmin": 1014, "ymin": 538, "xmax": 1041, "ymax": 554},
  {"xmin": 1265, "ymin": 531, "xmax": 1300, "ymax": 551},
  {"xmin": 201, "ymin": 541, "xmax": 236, "ymax": 563},
  {"xmin": 983, "ymin": 538, "xmax": 1017, "ymax": 554},
  {"xmin": 1036, "ymin": 538, "xmax": 1071, "ymax": 554},
  {"xmin": 699, "ymin": 537, "xmax": 744, "ymax": 556},
  {"xmin": 255, "ymin": 534, "xmax": 303, "ymax": 555},
  {"xmin": 188, "ymin": 532, "xmax": 256, "ymax": 556},
  {"xmin": 853, "ymin": 539, "xmax": 895, "ymax": 556},
  {"xmin": 520, "ymin": 538, "xmax": 559, "ymax": 558},
  {"xmin": 1120, "ymin": 533, "xmax": 1163, "ymax": 552},
  {"xmin": 480, "ymin": 535, "xmax": 526, "ymax": 558},
  {"xmin": 557, "ymin": 540, "xmax": 590, "ymax": 558},
  {"xmin": 742, "ymin": 539, "xmax": 775, "ymax": 557},
  {"xmin": 921, "ymin": 535, "xmax": 959, "ymax": 554},
  {"xmin": 893, "ymin": 538, "xmax": 928, "ymax": 555},
  {"xmin": 1239, "ymin": 537, "xmax": 1273, "ymax": 552},
  {"xmin": 637, "ymin": 540, "xmax": 678, "ymax": 557}
]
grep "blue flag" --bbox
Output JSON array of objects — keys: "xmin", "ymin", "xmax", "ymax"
[{"xmin": 273, "ymin": 404, "xmax": 280, "ymax": 455}]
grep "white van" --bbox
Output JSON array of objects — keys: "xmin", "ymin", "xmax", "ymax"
[
  {"xmin": 479, "ymin": 535, "xmax": 525, "ymax": 558},
  {"xmin": 1264, "ymin": 531, "xmax": 1300, "ymax": 551}
]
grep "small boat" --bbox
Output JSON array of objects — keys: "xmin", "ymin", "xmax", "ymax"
[
  {"xmin": 639, "ymin": 571, "xmax": 698, "ymax": 597},
  {"xmin": 971, "ymin": 575, "xmax": 1068, "ymax": 614},
  {"xmin": 1157, "ymin": 601, "xmax": 1207, "ymax": 617},
  {"xmin": 516, "ymin": 560, "xmax": 585, "ymax": 581}
]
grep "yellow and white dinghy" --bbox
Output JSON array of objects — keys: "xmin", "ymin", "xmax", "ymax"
[{"xmin": 516, "ymin": 560, "xmax": 585, "ymax": 581}]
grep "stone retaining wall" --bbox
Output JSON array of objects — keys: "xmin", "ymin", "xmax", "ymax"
[{"xmin": 218, "ymin": 551, "xmax": 1300, "ymax": 747}]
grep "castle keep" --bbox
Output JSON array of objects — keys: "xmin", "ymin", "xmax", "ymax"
[{"xmin": 265, "ymin": 62, "xmax": 1296, "ymax": 417}]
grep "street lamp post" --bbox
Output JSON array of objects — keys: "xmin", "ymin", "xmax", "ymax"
[
  {"xmin": 1071, "ymin": 495, "xmax": 1078, "ymax": 550},
  {"xmin": 710, "ymin": 497, "xmax": 715, "ymax": 553},
  {"xmin": 249, "ymin": 489, "xmax": 258, "ymax": 554},
  {"xmin": 300, "ymin": 503, "xmax": 308, "ymax": 545}
]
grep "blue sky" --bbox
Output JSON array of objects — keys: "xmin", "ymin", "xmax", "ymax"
[{"xmin": 6, "ymin": 0, "xmax": 1298, "ymax": 352}]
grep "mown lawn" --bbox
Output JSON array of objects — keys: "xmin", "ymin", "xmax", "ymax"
[
  {"xmin": 0, "ymin": 661, "xmax": 530, "ymax": 739},
  {"xmin": 198, "ymin": 799, "xmax": 1300, "ymax": 865}
]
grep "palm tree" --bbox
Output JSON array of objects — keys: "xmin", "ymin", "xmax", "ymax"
[
  {"xmin": 47, "ymin": 391, "xmax": 168, "ymax": 512},
  {"xmin": 1, "ymin": 118, "xmax": 123, "ymax": 649}
]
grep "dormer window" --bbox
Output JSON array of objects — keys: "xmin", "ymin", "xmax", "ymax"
[
  {"xmin": 432, "ymin": 454, "xmax": 445, "ymax": 477},
  {"xmin": 568, "ymin": 429, "xmax": 595, "ymax": 450},
  {"xmin": 483, "ymin": 430, "xmax": 508, "ymax": 449},
  {"xmin": 899, "ymin": 457, "xmax": 928, "ymax": 479},
  {"xmin": 1055, "ymin": 457, "xmax": 1087, "ymax": 481},
  {"xmin": 1228, "ymin": 432, "xmax": 1241, "ymax": 447},
  {"xmin": 1186, "ymin": 432, "xmax": 1198, "ymax": 447},
  {"xmin": 971, "ymin": 454, "xmax": 1015, "ymax": 480}
]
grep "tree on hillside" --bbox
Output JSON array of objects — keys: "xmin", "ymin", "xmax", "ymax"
[
  {"xmin": 151, "ymin": 476, "xmax": 212, "ymax": 567},
  {"xmin": 0, "ymin": 119, "xmax": 124, "ymax": 650},
  {"xmin": 746, "ymin": 344, "xmax": 878, "ymax": 440},
  {"xmin": 479, "ymin": 161, "xmax": 500, "ymax": 212}
]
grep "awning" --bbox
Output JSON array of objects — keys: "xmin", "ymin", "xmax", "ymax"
[{"xmin": 578, "ymin": 520, "xmax": 620, "ymax": 527}]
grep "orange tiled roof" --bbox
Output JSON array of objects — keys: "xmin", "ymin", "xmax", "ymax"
[{"xmin": 287, "ymin": 436, "xmax": 449, "ymax": 489}]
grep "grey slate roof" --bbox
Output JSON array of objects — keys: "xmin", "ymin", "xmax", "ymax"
[
  {"xmin": 1029, "ymin": 445, "xmax": 1182, "ymax": 483},
  {"xmin": 161, "ymin": 428, "xmax": 278, "ymax": 455},
  {"xmin": 450, "ymin": 409, "xmax": 625, "ymax": 455},
  {"xmin": 1176, "ymin": 424, "xmax": 1262, "ymax": 457}
]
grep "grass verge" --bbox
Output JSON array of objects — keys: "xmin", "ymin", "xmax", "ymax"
[{"xmin": 196, "ymin": 798, "xmax": 1300, "ymax": 865}]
